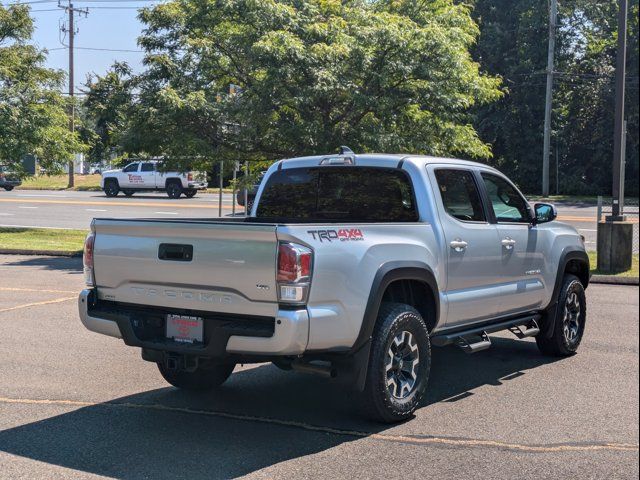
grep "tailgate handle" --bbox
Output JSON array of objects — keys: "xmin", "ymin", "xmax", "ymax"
[{"xmin": 158, "ymin": 243, "xmax": 193, "ymax": 262}]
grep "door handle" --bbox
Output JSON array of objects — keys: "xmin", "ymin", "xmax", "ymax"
[
  {"xmin": 450, "ymin": 239, "xmax": 468, "ymax": 252},
  {"xmin": 501, "ymin": 237, "xmax": 516, "ymax": 250}
]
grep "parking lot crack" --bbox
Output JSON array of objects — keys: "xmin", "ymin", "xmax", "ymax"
[{"xmin": 0, "ymin": 396, "xmax": 637, "ymax": 454}]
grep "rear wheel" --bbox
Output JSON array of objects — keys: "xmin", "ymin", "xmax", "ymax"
[
  {"xmin": 536, "ymin": 274, "xmax": 586, "ymax": 356},
  {"xmin": 184, "ymin": 189, "xmax": 197, "ymax": 198},
  {"xmin": 166, "ymin": 181, "xmax": 183, "ymax": 199},
  {"xmin": 157, "ymin": 362, "xmax": 235, "ymax": 391},
  {"xmin": 362, "ymin": 302, "xmax": 431, "ymax": 423},
  {"xmin": 103, "ymin": 179, "xmax": 119, "ymax": 197}
]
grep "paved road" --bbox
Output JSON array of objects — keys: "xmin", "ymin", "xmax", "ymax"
[
  {"xmin": 0, "ymin": 190, "xmax": 243, "ymax": 230},
  {"xmin": 0, "ymin": 255, "xmax": 637, "ymax": 479},
  {"xmin": 1, "ymin": 190, "xmax": 630, "ymax": 250}
]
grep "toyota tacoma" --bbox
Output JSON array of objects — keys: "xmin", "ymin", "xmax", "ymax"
[{"xmin": 79, "ymin": 148, "xmax": 589, "ymax": 422}]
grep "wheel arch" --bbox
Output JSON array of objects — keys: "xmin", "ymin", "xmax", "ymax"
[
  {"xmin": 351, "ymin": 261, "xmax": 440, "ymax": 355},
  {"xmin": 164, "ymin": 177, "xmax": 182, "ymax": 188}
]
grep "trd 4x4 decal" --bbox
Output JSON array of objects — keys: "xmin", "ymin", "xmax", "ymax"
[{"xmin": 307, "ymin": 229, "xmax": 364, "ymax": 242}]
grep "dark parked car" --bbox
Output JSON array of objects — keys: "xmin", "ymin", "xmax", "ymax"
[
  {"xmin": 236, "ymin": 172, "xmax": 266, "ymax": 211},
  {"xmin": 0, "ymin": 166, "xmax": 21, "ymax": 191}
]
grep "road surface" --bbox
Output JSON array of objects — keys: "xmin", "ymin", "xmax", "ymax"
[
  {"xmin": 0, "ymin": 255, "xmax": 637, "ymax": 479},
  {"xmin": 1, "ymin": 190, "xmax": 627, "ymax": 249}
]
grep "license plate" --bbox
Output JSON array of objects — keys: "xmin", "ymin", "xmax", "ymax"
[{"xmin": 166, "ymin": 314, "xmax": 203, "ymax": 344}]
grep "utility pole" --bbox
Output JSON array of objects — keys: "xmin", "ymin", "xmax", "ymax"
[
  {"xmin": 542, "ymin": 0, "xmax": 557, "ymax": 196},
  {"xmin": 611, "ymin": 0, "xmax": 628, "ymax": 220},
  {"xmin": 59, "ymin": 2, "xmax": 88, "ymax": 188},
  {"xmin": 597, "ymin": 0, "xmax": 632, "ymax": 273}
]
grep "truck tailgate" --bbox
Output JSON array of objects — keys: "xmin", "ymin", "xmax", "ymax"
[{"xmin": 92, "ymin": 219, "xmax": 279, "ymax": 317}]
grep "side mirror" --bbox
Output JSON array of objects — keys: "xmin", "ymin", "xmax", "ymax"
[{"xmin": 533, "ymin": 203, "xmax": 557, "ymax": 225}]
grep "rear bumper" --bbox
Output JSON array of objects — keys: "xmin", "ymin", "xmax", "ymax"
[
  {"xmin": 78, "ymin": 289, "xmax": 308, "ymax": 356},
  {"xmin": 187, "ymin": 182, "xmax": 207, "ymax": 190}
]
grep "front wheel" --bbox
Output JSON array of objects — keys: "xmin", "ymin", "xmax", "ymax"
[
  {"xmin": 157, "ymin": 362, "xmax": 235, "ymax": 391},
  {"xmin": 3, "ymin": 186, "xmax": 14, "ymax": 191},
  {"xmin": 103, "ymin": 179, "xmax": 119, "ymax": 197},
  {"xmin": 536, "ymin": 274, "xmax": 586, "ymax": 356},
  {"xmin": 363, "ymin": 302, "xmax": 431, "ymax": 423}
]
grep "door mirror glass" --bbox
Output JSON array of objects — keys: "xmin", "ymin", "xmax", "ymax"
[{"xmin": 534, "ymin": 203, "xmax": 557, "ymax": 224}]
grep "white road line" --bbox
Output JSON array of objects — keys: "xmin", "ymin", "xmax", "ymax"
[
  {"xmin": 85, "ymin": 209, "xmax": 107, "ymax": 212},
  {"xmin": 0, "ymin": 213, "xmax": 14, "ymax": 216},
  {"xmin": 154, "ymin": 211, "xmax": 179, "ymax": 215},
  {"xmin": 578, "ymin": 229, "xmax": 597, "ymax": 232},
  {"xmin": 16, "ymin": 194, "xmax": 69, "ymax": 198},
  {"xmin": 18, "ymin": 206, "xmax": 38, "ymax": 209}
]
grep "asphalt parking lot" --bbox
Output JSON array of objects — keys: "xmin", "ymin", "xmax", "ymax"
[{"xmin": 0, "ymin": 254, "xmax": 637, "ymax": 479}]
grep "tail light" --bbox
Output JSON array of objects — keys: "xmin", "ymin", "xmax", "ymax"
[
  {"xmin": 187, "ymin": 172, "xmax": 193, "ymax": 181},
  {"xmin": 277, "ymin": 242, "xmax": 312, "ymax": 304},
  {"xmin": 83, "ymin": 232, "xmax": 96, "ymax": 286}
]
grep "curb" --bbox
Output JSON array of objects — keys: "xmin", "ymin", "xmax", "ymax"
[
  {"xmin": 0, "ymin": 249, "xmax": 82, "ymax": 258},
  {"xmin": 590, "ymin": 275, "xmax": 639, "ymax": 286}
]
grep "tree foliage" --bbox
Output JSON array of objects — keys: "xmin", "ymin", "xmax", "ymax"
[
  {"xmin": 0, "ymin": 5, "xmax": 82, "ymax": 174},
  {"xmin": 472, "ymin": 0, "xmax": 639, "ymax": 195},
  {"xmin": 84, "ymin": 0, "xmax": 502, "ymax": 171}
]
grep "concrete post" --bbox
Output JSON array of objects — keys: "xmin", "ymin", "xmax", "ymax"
[{"xmin": 597, "ymin": 220, "xmax": 634, "ymax": 273}]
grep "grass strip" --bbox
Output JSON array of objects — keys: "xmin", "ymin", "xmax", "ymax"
[{"xmin": 0, "ymin": 227, "xmax": 87, "ymax": 254}]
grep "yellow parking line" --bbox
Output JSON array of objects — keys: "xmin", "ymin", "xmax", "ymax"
[
  {"xmin": 557, "ymin": 215, "xmax": 639, "ymax": 224},
  {"xmin": 0, "ymin": 198, "xmax": 233, "ymax": 210},
  {"xmin": 0, "ymin": 296, "xmax": 76, "ymax": 314},
  {"xmin": 0, "ymin": 287, "xmax": 77, "ymax": 295},
  {"xmin": 0, "ymin": 396, "xmax": 637, "ymax": 453}
]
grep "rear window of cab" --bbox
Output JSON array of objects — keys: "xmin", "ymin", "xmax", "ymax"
[{"xmin": 255, "ymin": 167, "xmax": 418, "ymax": 223}]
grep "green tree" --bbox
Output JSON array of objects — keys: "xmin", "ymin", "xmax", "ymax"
[
  {"xmin": 472, "ymin": 0, "xmax": 639, "ymax": 195},
  {"xmin": 81, "ymin": 62, "xmax": 135, "ymax": 164},
  {"xmin": 97, "ymin": 0, "xmax": 501, "ymax": 171},
  {"xmin": 0, "ymin": 5, "xmax": 82, "ymax": 174}
]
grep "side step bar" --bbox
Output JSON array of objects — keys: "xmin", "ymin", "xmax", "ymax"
[{"xmin": 431, "ymin": 314, "xmax": 542, "ymax": 354}]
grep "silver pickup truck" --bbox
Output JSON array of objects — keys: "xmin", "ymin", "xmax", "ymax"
[{"xmin": 79, "ymin": 148, "xmax": 589, "ymax": 422}]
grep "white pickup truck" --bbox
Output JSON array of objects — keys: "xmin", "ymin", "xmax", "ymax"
[{"xmin": 100, "ymin": 161, "xmax": 207, "ymax": 198}]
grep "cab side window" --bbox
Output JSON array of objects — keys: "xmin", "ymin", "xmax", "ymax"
[
  {"xmin": 122, "ymin": 163, "xmax": 139, "ymax": 173},
  {"xmin": 434, "ymin": 169, "xmax": 486, "ymax": 222},
  {"xmin": 481, "ymin": 173, "xmax": 531, "ymax": 223}
]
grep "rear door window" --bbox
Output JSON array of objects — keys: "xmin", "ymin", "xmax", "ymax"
[
  {"xmin": 256, "ymin": 167, "xmax": 418, "ymax": 222},
  {"xmin": 141, "ymin": 163, "xmax": 155, "ymax": 172},
  {"xmin": 434, "ymin": 169, "xmax": 486, "ymax": 222}
]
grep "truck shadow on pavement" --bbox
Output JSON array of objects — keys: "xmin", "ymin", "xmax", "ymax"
[
  {"xmin": 0, "ymin": 337, "xmax": 559, "ymax": 479},
  {"xmin": 4, "ymin": 256, "xmax": 82, "ymax": 272}
]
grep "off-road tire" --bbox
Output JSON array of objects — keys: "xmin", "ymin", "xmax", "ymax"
[
  {"xmin": 536, "ymin": 274, "xmax": 586, "ymax": 356},
  {"xmin": 184, "ymin": 189, "xmax": 197, "ymax": 198},
  {"xmin": 157, "ymin": 362, "xmax": 235, "ymax": 391},
  {"xmin": 103, "ymin": 179, "xmax": 119, "ymax": 197},
  {"xmin": 363, "ymin": 302, "xmax": 431, "ymax": 423},
  {"xmin": 166, "ymin": 181, "xmax": 183, "ymax": 199}
]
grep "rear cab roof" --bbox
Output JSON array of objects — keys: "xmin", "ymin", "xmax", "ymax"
[{"xmin": 274, "ymin": 153, "xmax": 500, "ymax": 174}]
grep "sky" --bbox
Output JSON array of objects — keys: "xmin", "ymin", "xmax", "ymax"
[{"xmin": 4, "ymin": 0, "xmax": 160, "ymax": 92}]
